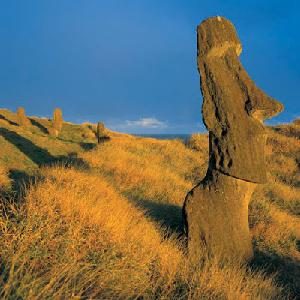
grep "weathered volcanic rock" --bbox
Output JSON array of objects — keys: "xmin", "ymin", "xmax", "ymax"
[
  {"xmin": 198, "ymin": 17, "xmax": 283, "ymax": 183},
  {"xmin": 183, "ymin": 170, "xmax": 256, "ymax": 262},
  {"xmin": 183, "ymin": 16, "xmax": 283, "ymax": 263}
]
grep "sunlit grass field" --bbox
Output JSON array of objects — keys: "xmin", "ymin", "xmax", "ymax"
[{"xmin": 0, "ymin": 108, "xmax": 299, "ymax": 299}]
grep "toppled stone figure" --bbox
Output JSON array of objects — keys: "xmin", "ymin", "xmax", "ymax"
[{"xmin": 183, "ymin": 16, "xmax": 283, "ymax": 263}]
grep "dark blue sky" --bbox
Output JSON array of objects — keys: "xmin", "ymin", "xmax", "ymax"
[{"xmin": 0, "ymin": 1, "xmax": 299, "ymax": 133}]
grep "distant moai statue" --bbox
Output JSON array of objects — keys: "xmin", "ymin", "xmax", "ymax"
[
  {"xmin": 53, "ymin": 108, "xmax": 63, "ymax": 132},
  {"xmin": 49, "ymin": 108, "xmax": 63, "ymax": 137},
  {"xmin": 17, "ymin": 107, "xmax": 31, "ymax": 127},
  {"xmin": 183, "ymin": 17, "xmax": 283, "ymax": 263},
  {"xmin": 96, "ymin": 122, "xmax": 107, "ymax": 143}
]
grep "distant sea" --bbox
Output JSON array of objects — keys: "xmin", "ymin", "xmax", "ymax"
[{"xmin": 133, "ymin": 134, "xmax": 191, "ymax": 142}]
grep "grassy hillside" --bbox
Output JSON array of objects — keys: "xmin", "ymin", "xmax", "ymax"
[{"xmin": 0, "ymin": 108, "xmax": 299, "ymax": 299}]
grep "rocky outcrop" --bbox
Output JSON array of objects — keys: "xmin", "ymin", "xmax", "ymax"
[{"xmin": 183, "ymin": 16, "xmax": 283, "ymax": 263}]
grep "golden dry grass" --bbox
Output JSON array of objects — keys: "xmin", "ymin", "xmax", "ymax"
[
  {"xmin": 81, "ymin": 136, "xmax": 202, "ymax": 204},
  {"xmin": 0, "ymin": 164, "xmax": 10, "ymax": 190},
  {"xmin": 0, "ymin": 109, "xmax": 299, "ymax": 298},
  {"xmin": 0, "ymin": 167, "xmax": 282, "ymax": 299}
]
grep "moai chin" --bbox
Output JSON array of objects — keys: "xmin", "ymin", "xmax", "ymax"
[{"xmin": 183, "ymin": 16, "xmax": 283, "ymax": 263}]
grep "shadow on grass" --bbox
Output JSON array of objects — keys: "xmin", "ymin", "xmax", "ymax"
[
  {"xmin": 0, "ymin": 128, "xmax": 89, "ymax": 198},
  {"xmin": 133, "ymin": 198, "xmax": 184, "ymax": 235},
  {"xmin": 130, "ymin": 196, "xmax": 300, "ymax": 296},
  {"xmin": 60, "ymin": 152, "xmax": 90, "ymax": 169},
  {"xmin": 0, "ymin": 114, "xmax": 18, "ymax": 126},
  {"xmin": 251, "ymin": 249, "xmax": 300, "ymax": 297},
  {"xmin": 79, "ymin": 137, "xmax": 110, "ymax": 150},
  {"xmin": 8, "ymin": 169, "xmax": 38, "ymax": 198},
  {"xmin": 0, "ymin": 169, "xmax": 40, "ymax": 212},
  {"xmin": 0, "ymin": 128, "xmax": 89, "ymax": 169},
  {"xmin": 276, "ymin": 174, "xmax": 300, "ymax": 189},
  {"xmin": 97, "ymin": 136, "xmax": 111, "ymax": 144},
  {"xmin": 29, "ymin": 118, "xmax": 49, "ymax": 134},
  {"xmin": 79, "ymin": 142, "xmax": 97, "ymax": 151},
  {"xmin": 0, "ymin": 128, "xmax": 55, "ymax": 166},
  {"xmin": 55, "ymin": 137, "xmax": 97, "ymax": 151}
]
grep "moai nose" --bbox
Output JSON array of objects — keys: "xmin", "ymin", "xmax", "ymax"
[{"xmin": 245, "ymin": 85, "xmax": 284, "ymax": 121}]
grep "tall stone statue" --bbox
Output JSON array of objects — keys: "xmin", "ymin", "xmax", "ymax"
[{"xmin": 183, "ymin": 16, "xmax": 283, "ymax": 263}]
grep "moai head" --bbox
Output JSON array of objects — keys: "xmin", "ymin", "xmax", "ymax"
[{"xmin": 197, "ymin": 16, "xmax": 283, "ymax": 183}]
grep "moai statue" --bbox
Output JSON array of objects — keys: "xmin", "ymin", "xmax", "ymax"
[
  {"xmin": 17, "ymin": 107, "xmax": 31, "ymax": 127},
  {"xmin": 183, "ymin": 17, "xmax": 283, "ymax": 263},
  {"xmin": 49, "ymin": 108, "xmax": 63, "ymax": 137},
  {"xmin": 96, "ymin": 122, "xmax": 108, "ymax": 143},
  {"xmin": 53, "ymin": 108, "xmax": 63, "ymax": 132}
]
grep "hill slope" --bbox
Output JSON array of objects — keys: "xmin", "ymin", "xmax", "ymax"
[{"xmin": 0, "ymin": 109, "xmax": 299, "ymax": 298}]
